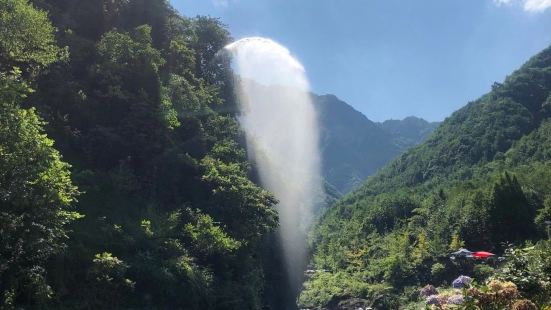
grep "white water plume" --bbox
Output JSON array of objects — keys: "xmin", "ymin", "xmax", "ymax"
[{"xmin": 224, "ymin": 37, "xmax": 324, "ymax": 290}]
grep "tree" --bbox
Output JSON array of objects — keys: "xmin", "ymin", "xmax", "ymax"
[
  {"xmin": 489, "ymin": 173, "xmax": 536, "ymax": 244},
  {"xmin": 191, "ymin": 16, "xmax": 231, "ymax": 83},
  {"xmin": 449, "ymin": 231, "xmax": 465, "ymax": 251},
  {"xmin": 0, "ymin": 0, "xmax": 66, "ymax": 75},
  {"xmin": 0, "ymin": 69, "xmax": 79, "ymax": 308},
  {"xmin": 412, "ymin": 231, "xmax": 430, "ymax": 265},
  {"xmin": 87, "ymin": 252, "xmax": 134, "ymax": 308},
  {"xmin": 87, "ymin": 25, "xmax": 173, "ymax": 173},
  {"xmin": 0, "ymin": 1, "xmax": 78, "ymax": 306},
  {"xmin": 535, "ymin": 197, "xmax": 551, "ymax": 236}
]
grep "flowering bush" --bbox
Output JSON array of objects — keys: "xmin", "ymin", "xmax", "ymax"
[
  {"xmin": 452, "ymin": 275, "xmax": 472, "ymax": 289},
  {"xmin": 447, "ymin": 294, "xmax": 464, "ymax": 305},
  {"xmin": 420, "ymin": 284, "xmax": 438, "ymax": 297},
  {"xmin": 466, "ymin": 279, "xmax": 521, "ymax": 308},
  {"xmin": 426, "ymin": 294, "xmax": 447, "ymax": 306},
  {"xmin": 487, "ymin": 280, "xmax": 519, "ymax": 300}
]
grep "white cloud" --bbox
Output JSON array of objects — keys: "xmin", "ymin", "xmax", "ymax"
[
  {"xmin": 493, "ymin": 0, "xmax": 551, "ymax": 12},
  {"xmin": 523, "ymin": 0, "xmax": 551, "ymax": 12},
  {"xmin": 212, "ymin": 0, "xmax": 229, "ymax": 8}
]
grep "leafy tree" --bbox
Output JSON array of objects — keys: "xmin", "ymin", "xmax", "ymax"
[
  {"xmin": 182, "ymin": 209, "xmax": 241, "ymax": 257},
  {"xmin": 0, "ymin": 69, "xmax": 79, "ymax": 307},
  {"xmin": 412, "ymin": 231, "xmax": 429, "ymax": 265},
  {"xmin": 0, "ymin": 0, "xmax": 66, "ymax": 75},
  {"xmin": 534, "ymin": 196, "xmax": 551, "ymax": 234},
  {"xmin": 87, "ymin": 252, "xmax": 134, "ymax": 308},
  {"xmin": 489, "ymin": 173, "xmax": 536, "ymax": 244},
  {"xmin": 449, "ymin": 231, "xmax": 465, "ymax": 250},
  {"xmin": 1, "ymin": 1, "xmax": 282, "ymax": 308},
  {"xmin": 0, "ymin": 1, "xmax": 79, "ymax": 307}
]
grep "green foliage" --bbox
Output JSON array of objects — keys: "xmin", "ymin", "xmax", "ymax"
[
  {"xmin": 430, "ymin": 263, "xmax": 446, "ymax": 281},
  {"xmin": 140, "ymin": 219, "xmax": 154, "ymax": 237},
  {"xmin": 183, "ymin": 210, "xmax": 241, "ymax": 255},
  {"xmin": 0, "ymin": 1, "xmax": 278, "ymax": 309},
  {"xmin": 449, "ymin": 231, "xmax": 465, "ymax": 250},
  {"xmin": 0, "ymin": 7, "xmax": 78, "ymax": 304},
  {"xmin": 412, "ymin": 231, "xmax": 430, "ymax": 265},
  {"xmin": 303, "ymin": 44, "xmax": 551, "ymax": 308},
  {"xmin": 88, "ymin": 252, "xmax": 134, "ymax": 307},
  {"xmin": 200, "ymin": 155, "xmax": 278, "ymax": 239},
  {"xmin": 0, "ymin": 0, "xmax": 66, "ymax": 74},
  {"xmin": 298, "ymin": 271, "xmax": 389, "ymax": 308},
  {"xmin": 535, "ymin": 197, "xmax": 551, "ymax": 230},
  {"xmin": 495, "ymin": 242, "xmax": 551, "ymax": 304}
]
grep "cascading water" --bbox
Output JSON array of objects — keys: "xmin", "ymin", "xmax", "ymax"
[{"xmin": 224, "ymin": 37, "xmax": 324, "ymax": 295}]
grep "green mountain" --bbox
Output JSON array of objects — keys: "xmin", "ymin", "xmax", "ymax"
[
  {"xmin": 300, "ymin": 45, "xmax": 551, "ymax": 308},
  {"xmin": 0, "ymin": 1, "xmax": 279, "ymax": 309},
  {"xmin": 378, "ymin": 116, "xmax": 440, "ymax": 149},
  {"xmin": 314, "ymin": 94, "xmax": 439, "ymax": 194}
]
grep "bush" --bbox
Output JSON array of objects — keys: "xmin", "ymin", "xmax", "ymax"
[
  {"xmin": 512, "ymin": 299, "xmax": 537, "ymax": 310},
  {"xmin": 465, "ymin": 280, "xmax": 519, "ymax": 309},
  {"xmin": 430, "ymin": 263, "xmax": 446, "ymax": 283},
  {"xmin": 496, "ymin": 242, "xmax": 551, "ymax": 301},
  {"xmin": 473, "ymin": 264, "xmax": 495, "ymax": 280}
]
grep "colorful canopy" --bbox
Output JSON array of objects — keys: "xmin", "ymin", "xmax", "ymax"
[{"xmin": 472, "ymin": 251, "xmax": 495, "ymax": 259}]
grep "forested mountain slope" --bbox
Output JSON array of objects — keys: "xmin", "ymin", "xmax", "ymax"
[
  {"xmin": 378, "ymin": 116, "xmax": 440, "ymax": 149},
  {"xmin": 300, "ymin": 45, "xmax": 551, "ymax": 309},
  {"xmin": 314, "ymin": 94, "xmax": 438, "ymax": 194},
  {"xmin": 0, "ymin": 0, "xmax": 279, "ymax": 309}
]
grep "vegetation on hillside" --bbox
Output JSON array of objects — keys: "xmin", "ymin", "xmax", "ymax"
[
  {"xmin": 315, "ymin": 94, "xmax": 438, "ymax": 194},
  {"xmin": 0, "ymin": 0, "xmax": 279, "ymax": 309},
  {"xmin": 300, "ymin": 45, "xmax": 551, "ymax": 309}
]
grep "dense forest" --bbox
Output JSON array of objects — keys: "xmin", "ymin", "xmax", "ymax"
[
  {"xmin": 300, "ymin": 45, "xmax": 551, "ymax": 308},
  {"xmin": 0, "ymin": 0, "xmax": 286, "ymax": 309}
]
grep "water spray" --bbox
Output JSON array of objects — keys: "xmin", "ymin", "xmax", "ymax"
[{"xmin": 224, "ymin": 37, "xmax": 324, "ymax": 293}]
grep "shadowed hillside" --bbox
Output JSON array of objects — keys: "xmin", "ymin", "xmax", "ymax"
[{"xmin": 314, "ymin": 94, "xmax": 439, "ymax": 193}]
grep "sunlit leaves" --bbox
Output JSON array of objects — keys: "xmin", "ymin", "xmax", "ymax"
[
  {"xmin": 184, "ymin": 212, "xmax": 241, "ymax": 255},
  {"xmin": 0, "ymin": 70, "xmax": 79, "ymax": 305},
  {"xmin": 0, "ymin": 0, "xmax": 66, "ymax": 73}
]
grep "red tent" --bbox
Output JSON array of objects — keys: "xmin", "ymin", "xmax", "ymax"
[{"xmin": 472, "ymin": 251, "xmax": 495, "ymax": 259}]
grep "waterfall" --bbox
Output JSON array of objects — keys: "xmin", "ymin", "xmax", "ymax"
[{"xmin": 225, "ymin": 37, "xmax": 324, "ymax": 292}]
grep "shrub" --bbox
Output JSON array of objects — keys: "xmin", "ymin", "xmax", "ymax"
[
  {"xmin": 420, "ymin": 284, "xmax": 438, "ymax": 297},
  {"xmin": 430, "ymin": 263, "xmax": 446, "ymax": 283},
  {"xmin": 512, "ymin": 299, "xmax": 537, "ymax": 310},
  {"xmin": 452, "ymin": 275, "xmax": 472, "ymax": 288},
  {"xmin": 466, "ymin": 280, "xmax": 520, "ymax": 309}
]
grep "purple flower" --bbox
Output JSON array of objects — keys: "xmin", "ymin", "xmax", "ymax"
[
  {"xmin": 452, "ymin": 275, "xmax": 472, "ymax": 289},
  {"xmin": 426, "ymin": 295, "xmax": 440, "ymax": 305},
  {"xmin": 426, "ymin": 294, "xmax": 447, "ymax": 305},
  {"xmin": 447, "ymin": 294, "xmax": 465, "ymax": 305},
  {"xmin": 420, "ymin": 284, "xmax": 438, "ymax": 297}
]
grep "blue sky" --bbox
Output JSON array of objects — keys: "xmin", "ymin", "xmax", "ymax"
[{"xmin": 170, "ymin": 0, "xmax": 551, "ymax": 121}]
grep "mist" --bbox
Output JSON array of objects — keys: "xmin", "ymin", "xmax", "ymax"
[{"xmin": 225, "ymin": 37, "xmax": 324, "ymax": 291}]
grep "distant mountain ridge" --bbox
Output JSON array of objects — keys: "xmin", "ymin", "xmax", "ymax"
[
  {"xmin": 378, "ymin": 116, "xmax": 440, "ymax": 149},
  {"xmin": 313, "ymin": 94, "xmax": 439, "ymax": 193}
]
